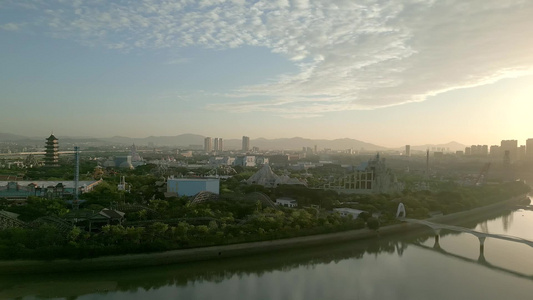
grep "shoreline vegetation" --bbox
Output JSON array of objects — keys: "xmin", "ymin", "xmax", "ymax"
[{"xmin": 0, "ymin": 193, "xmax": 528, "ymax": 274}]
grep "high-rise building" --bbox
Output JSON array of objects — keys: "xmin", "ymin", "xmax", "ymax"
[
  {"xmin": 503, "ymin": 150, "xmax": 511, "ymax": 165},
  {"xmin": 518, "ymin": 145, "xmax": 526, "ymax": 161},
  {"xmin": 490, "ymin": 145, "xmax": 500, "ymax": 159},
  {"xmin": 405, "ymin": 145, "xmax": 411, "ymax": 157},
  {"xmin": 211, "ymin": 137, "xmax": 223, "ymax": 152},
  {"xmin": 204, "ymin": 137, "xmax": 213, "ymax": 152},
  {"xmin": 218, "ymin": 138, "xmax": 223, "ymax": 151},
  {"xmin": 214, "ymin": 138, "xmax": 219, "ymax": 152},
  {"xmin": 482, "ymin": 145, "xmax": 489, "ymax": 156},
  {"xmin": 470, "ymin": 145, "xmax": 488, "ymax": 156},
  {"xmin": 242, "ymin": 136, "xmax": 250, "ymax": 152},
  {"xmin": 500, "ymin": 140, "xmax": 518, "ymax": 163},
  {"xmin": 44, "ymin": 134, "xmax": 59, "ymax": 167},
  {"xmin": 526, "ymin": 138, "xmax": 533, "ymax": 162}
]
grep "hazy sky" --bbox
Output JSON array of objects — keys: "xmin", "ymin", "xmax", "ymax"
[{"xmin": 1, "ymin": 0, "xmax": 532, "ymax": 147}]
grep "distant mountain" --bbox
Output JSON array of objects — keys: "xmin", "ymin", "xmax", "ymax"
[
  {"xmin": 222, "ymin": 137, "xmax": 387, "ymax": 151},
  {"xmin": 50, "ymin": 134, "xmax": 388, "ymax": 150},
  {"xmin": 0, "ymin": 133, "xmax": 115, "ymax": 147},
  {"xmin": 0, "ymin": 132, "xmax": 30, "ymax": 141},
  {"xmin": 0, "ymin": 132, "xmax": 466, "ymax": 152},
  {"xmin": 101, "ymin": 134, "xmax": 206, "ymax": 147}
]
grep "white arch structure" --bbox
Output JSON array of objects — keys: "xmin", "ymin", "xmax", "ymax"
[{"xmin": 396, "ymin": 203, "xmax": 406, "ymax": 219}]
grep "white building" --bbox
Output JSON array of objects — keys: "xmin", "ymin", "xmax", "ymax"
[
  {"xmin": 234, "ymin": 155, "xmax": 256, "ymax": 167},
  {"xmin": 276, "ymin": 197, "xmax": 297, "ymax": 208},
  {"xmin": 334, "ymin": 208, "xmax": 365, "ymax": 219},
  {"xmin": 209, "ymin": 156, "xmax": 235, "ymax": 166}
]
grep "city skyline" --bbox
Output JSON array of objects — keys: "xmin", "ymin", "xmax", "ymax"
[
  {"xmin": 2, "ymin": 131, "xmax": 532, "ymax": 153},
  {"xmin": 1, "ymin": 1, "xmax": 532, "ymax": 147}
]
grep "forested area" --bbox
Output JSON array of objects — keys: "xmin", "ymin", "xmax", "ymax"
[
  {"xmin": 0, "ymin": 161, "xmax": 530, "ymax": 260},
  {"xmin": 0, "ymin": 199, "xmax": 365, "ymax": 260}
]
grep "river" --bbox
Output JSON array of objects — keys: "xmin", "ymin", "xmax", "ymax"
[{"xmin": 1, "ymin": 196, "xmax": 532, "ymax": 300}]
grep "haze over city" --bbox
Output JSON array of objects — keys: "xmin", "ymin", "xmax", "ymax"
[
  {"xmin": 2, "ymin": 2, "xmax": 533, "ymax": 298},
  {"xmin": 1, "ymin": 0, "xmax": 532, "ymax": 147}
]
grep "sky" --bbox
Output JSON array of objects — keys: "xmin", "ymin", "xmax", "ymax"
[{"xmin": 1, "ymin": 0, "xmax": 532, "ymax": 148}]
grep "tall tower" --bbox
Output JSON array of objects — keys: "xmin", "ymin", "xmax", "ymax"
[
  {"xmin": 526, "ymin": 138, "xmax": 533, "ymax": 162},
  {"xmin": 218, "ymin": 138, "xmax": 223, "ymax": 151},
  {"xmin": 426, "ymin": 149, "xmax": 430, "ymax": 177},
  {"xmin": 73, "ymin": 146, "xmax": 80, "ymax": 210},
  {"xmin": 214, "ymin": 138, "xmax": 219, "ymax": 152},
  {"xmin": 242, "ymin": 136, "xmax": 250, "ymax": 152},
  {"xmin": 44, "ymin": 134, "xmax": 59, "ymax": 167},
  {"xmin": 204, "ymin": 137, "xmax": 213, "ymax": 152},
  {"xmin": 405, "ymin": 145, "xmax": 411, "ymax": 157}
]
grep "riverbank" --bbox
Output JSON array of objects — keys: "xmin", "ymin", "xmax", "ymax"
[{"xmin": 0, "ymin": 194, "xmax": 527, "ymax": 274}]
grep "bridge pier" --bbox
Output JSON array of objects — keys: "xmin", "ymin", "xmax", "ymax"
[
  {"xmin": 478, "ymin": 250, "xmax": 486, "ymax": 264},
  {"xmin": 433, "ymin": 238, "xmax": 441, "ymax": 250},
  {"xmin": 433, "ymin": 229, "xmax": 441, "ymax": 242},
  {"xmin": 432, "ymin": 229, "xmax": 442, "ymax": 249},
  {"xmin": 478, "ymin": 236, "xmax": 486, "ymax": 254}
]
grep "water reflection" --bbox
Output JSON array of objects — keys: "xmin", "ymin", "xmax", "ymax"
[
  {"xmin": 0, "ymin": 237, "xmax": 411, "ymax": 299},
  {"xmin": 414, "ymin": 240, "xmax": 533, "ymax": 280}
]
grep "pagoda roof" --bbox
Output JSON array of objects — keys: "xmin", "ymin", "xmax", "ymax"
[{"xmin": 46, "ymin": 134, "xmax": 58, "ymax": 141}]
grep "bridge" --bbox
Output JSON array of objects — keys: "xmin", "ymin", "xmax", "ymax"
[
  {"xmin": 396, "ymin": 203, "xmax": 533, "ymax": 253},
  {"xmin": 413, "ymin": 242, "xmax": 533, "ymax": 281},
  {"xmin": 0, "ymin": 151, "xmax": 77, "ymax": 157}
]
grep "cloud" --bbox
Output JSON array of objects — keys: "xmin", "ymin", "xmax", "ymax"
[
  {"xmin": 0, "ymin": 23, "xmax": 22, "ymax": 31},
  {"xmin": 5, "ymin": 0, "xmax": 533, "ymax": 117}
]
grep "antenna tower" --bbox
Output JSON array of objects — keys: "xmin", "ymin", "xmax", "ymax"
[{"xmin": 73, "ymin": 146, "xmax": 80, "ymax": 210}]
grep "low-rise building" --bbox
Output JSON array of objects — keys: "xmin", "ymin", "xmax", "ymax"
[
  {"xmin": 209, "ymin": 156, "xmax": 236, "ymax": 166},
  {"xmin": 234, "ymin": 155, "xmax": 257, "ymax": 167},
  {"xmin": 334, "ymin": 208, "xmax": 365, "ymax": 219},
  {"xmin": 322, "ymin": 153, "xmax": 403, "ymax": 194},
  {"xmin": 0, "ymin": 180, "xmax": 103, "ymax": 202},
  {"xmin": 166, "ymin": 178, "xmax": 220, "ymax": 197},
  {"xmin": 276, "ymin": 197, "xmax": 297, "ymax": 208}
]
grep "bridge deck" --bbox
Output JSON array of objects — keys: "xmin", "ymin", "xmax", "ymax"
[{"xmin": 400, "ymin": 218, "xmax": 533, "ymax": 248}]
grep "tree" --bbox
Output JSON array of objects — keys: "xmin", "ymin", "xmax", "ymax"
[
  {"xmin": 147, "ymin": 222, "xmax": 169, "ymax": 241},
  {"xmin": 366, "ymin": 217, "xmax": 380, "ymax": 230},
  {"xmin": 67, "ymin": 226, "xmax": 82, "ymax": 242},
  {"xmin": 357, "ymin": 212, "xmax": 371, "ymax": 221}
]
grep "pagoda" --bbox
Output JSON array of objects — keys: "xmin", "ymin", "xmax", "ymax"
[{"xmin": 44, "ymin": 134, "xmax": 59, "ymax": 167}]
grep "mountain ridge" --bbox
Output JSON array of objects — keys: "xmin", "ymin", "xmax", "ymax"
[{"xmin": 0, "ymin": 132, "xmax": 466, "ymax": 151}]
